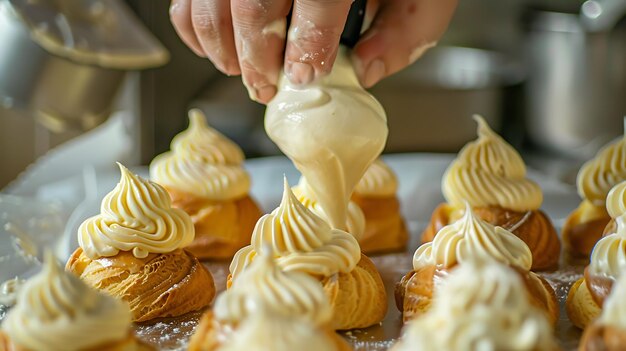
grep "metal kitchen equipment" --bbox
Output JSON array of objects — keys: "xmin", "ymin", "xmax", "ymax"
[
  {"xmin": 524, "ymin": 0, "xmax": 626, "ymax": 159},
  {"xmin": 0, "ymin": 0, "xmax": 169, "ymax": 133}
]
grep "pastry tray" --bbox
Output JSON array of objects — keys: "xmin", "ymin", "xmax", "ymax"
[
  {"xmin": 1, "ymin": 154, "xmax": 586, "ymax": 350},
  {"xmin": 130, "ymin": 154, "xmax": 585, "ymax": 350}
]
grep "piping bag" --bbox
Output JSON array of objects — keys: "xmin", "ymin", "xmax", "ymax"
[{"xmin": 265, "ymin": 0, "xmax": 389, "ymax": 232}]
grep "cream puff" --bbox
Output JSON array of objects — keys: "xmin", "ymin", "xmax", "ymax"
[
  {"xmin": 188, "ymin": 250, "xmax": 351, "ymax": 351},
  {"xmin": 1, "ymin": 252, "xmax": 152, "ymax": 351},
  {"xmin": 66, "ymin": 163, "xmax": 215, "ymax": 322},
  {"xmin": 150, "ymin": 109, "xmax": 262, "ymax": 260},
  {"xmin": 579, "ymin": 272, "xmax": 626, "ymax": 350},
  {"xmin": 391, "ymin": 262, "xmax": 559, "ymax": 351},
  {"xmin": 397, "ymin": 204, "xmax": 558, "ymax": 325},
  {"xmin": 422, "ymin": 115, "xmax": 560, "ymax": 271},
  {"xmin": 352, "ymin": 158, "xmax": 408, "ymax": 254},
  {"xmin": 229, "ymin": 179, "xmax": 387, "ymax": 330},
  {"xmin": 563, "ymin": 132, "xmax": 626, "ymax": 257},
  {"xmin": 566, "ymin": 182, "xmax": 626, "ymax": 329}
]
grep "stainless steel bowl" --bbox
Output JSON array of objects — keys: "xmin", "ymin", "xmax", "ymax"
[{"xmin": 369, "ymin": 46, "xmax": 524, "ymax": 152}]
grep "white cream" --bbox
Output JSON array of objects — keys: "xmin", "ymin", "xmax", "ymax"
[
  {"xmin": 2, "ymin": 252, "xmax": 132, "ymax": 351},
  {"xmin": 0, "ymin": 278, "xmax": 24, "ymax": 307},
  {"xmin": 79, "ymin": 163, "xmax": 194, "ymax": 259},
  {"xmin": 265, "ymin": 46, "xmax": 388, "ymax": 231},
  {"xmin": 393, "ymin": 262, "xmax": 556, "ymax": 351}
]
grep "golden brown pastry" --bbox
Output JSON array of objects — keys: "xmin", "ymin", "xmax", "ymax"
[
  {"xmin": 398, "ymin": 204, "xmax": 558, "ymax": 325},
  {"xmin": 422, "ymin": 116, "xmax": 560, "ymax": 271},
  {"xmin": 566, "ymin": 184, "xmax": 626, "ymax": 329},
  {"xmin": 150, "ymin": 109, "xmax": 262, "ymax": 259},
  {"xmin": 579, "ymin": 273, "xmax": 626, "ymax": 351},
  {"xmin": 562, "ymin": 131, "xmax": 626, "ymax": 258},
  {"xmin": 1, "ymin": 252, "xmax": 153, "ymax": 351},
  {"xmin": 351, "ymin": 158, "xmax": 408, "ymax": 254},
  {"xmin": 391, "ymin": 262, "xmax": 560, "ymax": 351},
  {"xmin": 66, "ymin": 163, "xmax": 215, "ymax": 322},
  {"xmin": 229, "ymin": 179, "xmax": 387, "ymax": 330},
  {"xmin": 189, "ymin": 250, "xmax": 351, "ymax": 351}
]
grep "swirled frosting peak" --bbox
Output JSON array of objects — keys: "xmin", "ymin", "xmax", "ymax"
[
  {"xmin": 443, "ymin": 115, "xmax": 543, "ymax": 211},
  {"xmin": 292, "ymin": 177, "xmax": 365, "ymax": 240},
  {"xmin": 230, "ymin": 177, "xmax": 361, "ymax": 279},
  {"xmin": 393, "ymin": 262, "xmax": 556, "ymax": 351},
  {"xmin": 588, "ymin": 216, "xmax": 626, "ymax": 279},
  {"xmin": 150, "ymin": 109, "xmax": 251, "ymax": 201},
  {"xmin": 413, "ymin": 203, "xmax": 532, "ymax": 270},
  {"xmin": 265, "ymin": 46, "xmax": 388, "ymax": 231},
  {"xmin": 599, "ymin": 272, "xmax": 626, "ymax": 329},
  {"xmin": 2, "ymin": 252, "xmax": 132, "ymax": 351},
  {"xmin": 217, "ymin": 306, "xmax": 337, "ymax": 351},
  {"xmin": 606, "ymin": 180, "xmax": 626, "ymax": 219},
  {"xmin": 577, "ymin": 126, "xmax": 626, "ymax": 206},
  {"xmin": 79, "ymin": 163, "xmax": 194, "ymax": 259},
  {"xmin": 215, "ymin": 249, "xmax": 331, "ymax": 326},
  {"xmin": 355, "ymin": 158, "xmax": 398, "ymax": 197}
]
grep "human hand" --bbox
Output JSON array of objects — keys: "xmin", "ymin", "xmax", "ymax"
[{"xmin": 169, "ymin": 0, "xmax": 457, "ymax": 104}]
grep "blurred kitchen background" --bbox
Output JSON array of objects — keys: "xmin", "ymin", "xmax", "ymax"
[{"xmin": 1, "ymin": 0, "xmax": 625, "ymax": 189}]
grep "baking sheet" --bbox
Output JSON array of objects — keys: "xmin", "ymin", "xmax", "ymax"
[{"xmin": 2, "ymin": 154, "xmax": 585, "ymax": 350}]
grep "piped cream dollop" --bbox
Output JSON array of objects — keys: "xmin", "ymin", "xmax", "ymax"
[
  {"xmin": 150, "ymin": 109, "xmax": 251, "ymax": 201},
  {"xmin": 393, "ymin": 262, "xmax": 556, "ymax": 351},
  {"xmin": 413, "ymin": 204, "xmax": 533, "ymax": 271},
  {"xmin": 216, "ymin": 306, "xmax": 337, "ymax": 351},
  {"xmin": 292, "ymin": 177, "xmax": 365, "ymax": 240},
  {"xmin": 588, "ymin": 216, "xmax": 626, "ymax": 280},
  {"xmin": 599, "ymin": 272, "xmax": 626, "ymax": 329},
  {"xmin": 355, "ymin": 158, "xmax": 398, "ymax": 197},
  {"xmin": 442, "ymin": 115, "xmax": 543, "ymax": 212},
  {"xmin": 78, "ymin": 163, "xmax": 194, "ymax": 259},
  {"xmin": 265, "ymin": 46, "xmax": 388, "ymax": 231},
  {"xmin": 577, "ymin": 125, "xmax": 626, "ymax": 206},
  {"xmin": 606, "ymin": 180, "xmax": 626, "ymax": 219},
  {"xmin": 2, "ymin": 252, "xmax": 132, "ymax": 351},
  {"xmin": 230, "ymin": 178, "xmax": 361, "ymax": 279},
  {"xmin": 215, "ymin": 249, "xmax": 331, "ymax": 326}
]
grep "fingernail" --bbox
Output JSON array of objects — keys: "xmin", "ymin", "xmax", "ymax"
[
  {"xmin": 256, "ymin": 85, "xmax": 277, "ymax": 103},
  {"xmin": 287, "ymin": 62, "xmax": 314, "ymax": 85},
  {"xmin": 362, "ymin": 59, "xmax": 386, "ymax": 88},
  {"xmin": 246, "ymin": 84, "xmax": 277, "ymax": 103},
  {"xmin": 169, "ymin": 2, "xmax": 179, "ymax": 15}
]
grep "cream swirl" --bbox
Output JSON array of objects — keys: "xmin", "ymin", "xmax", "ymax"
[
  {"xmin": 292, "ymin": 177, "xmax": 365, "ymax": 240},
  {"xmin": 599, "ymin": 272, "xmax": 626, "ymax": 329},
  {"xmin": 265, "ymin": 46, "xmax": 388, "ymax": 231},
  {"xmin": 577, "ymin": 128, "xmax": 626, "ymax": 206},
  {"xmin": 0, "ymin": 278, "xmax": 24, "ymax": 307},
  {"xmin": 442, "ymin": 115, "xmax": 543, "ymax": 212},
  {"xmin": 79, "ymin": 163, "xmax": 194, "ymax": 259},
  {"xmin": 413, "ymin": 203, "xmax": 532, "ymax": 270},
  {"xmin": 606, "ymin": 180, "xmax": 626, "ymax": 219},
  {"xmin": 393, "ymin": 262, "xmax": 556, "ymax": 351},
  {"xmin": 216, "ymin": 307, "xmax": 337, "ymax": 351},
  {"xmin": 588, "ymin": 217, "xmax": 626, "ymax": 279},
  {"xmin": 215, "ymin": 250, "xmax": 331, "ymax": 326},
  {"xmin": 230, "ymin": 178, "xmax": 361, "ymax": 279},
  {"xmin": 355, "ymin": 158, "xmax": 398, "ymax": 197},
  {"xmin": 150, "ymin": 109, "xmax": 250, "ymax": 200},
  {"xmin": 2, "ymin": 252, "xmax": 132, "ymax": 351}
]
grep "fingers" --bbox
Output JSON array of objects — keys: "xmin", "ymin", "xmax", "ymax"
[
  {"xmin": 352, "ymin": 0, "xmax": 458, "ymax": 88},
  {"xmin": 285, "ymin": 0, "xmax": 353, "ymax": 85},
  {"xmin": 230, "ymin": 0, "xmax": 291, "ymax": 103},
  {"xmin": 169, "ymin": 0, "xmax": 205, "ymax": 57},
  {"xmin": 188, "ymin": 0, "xmax": 241, "ymax": 75}
]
